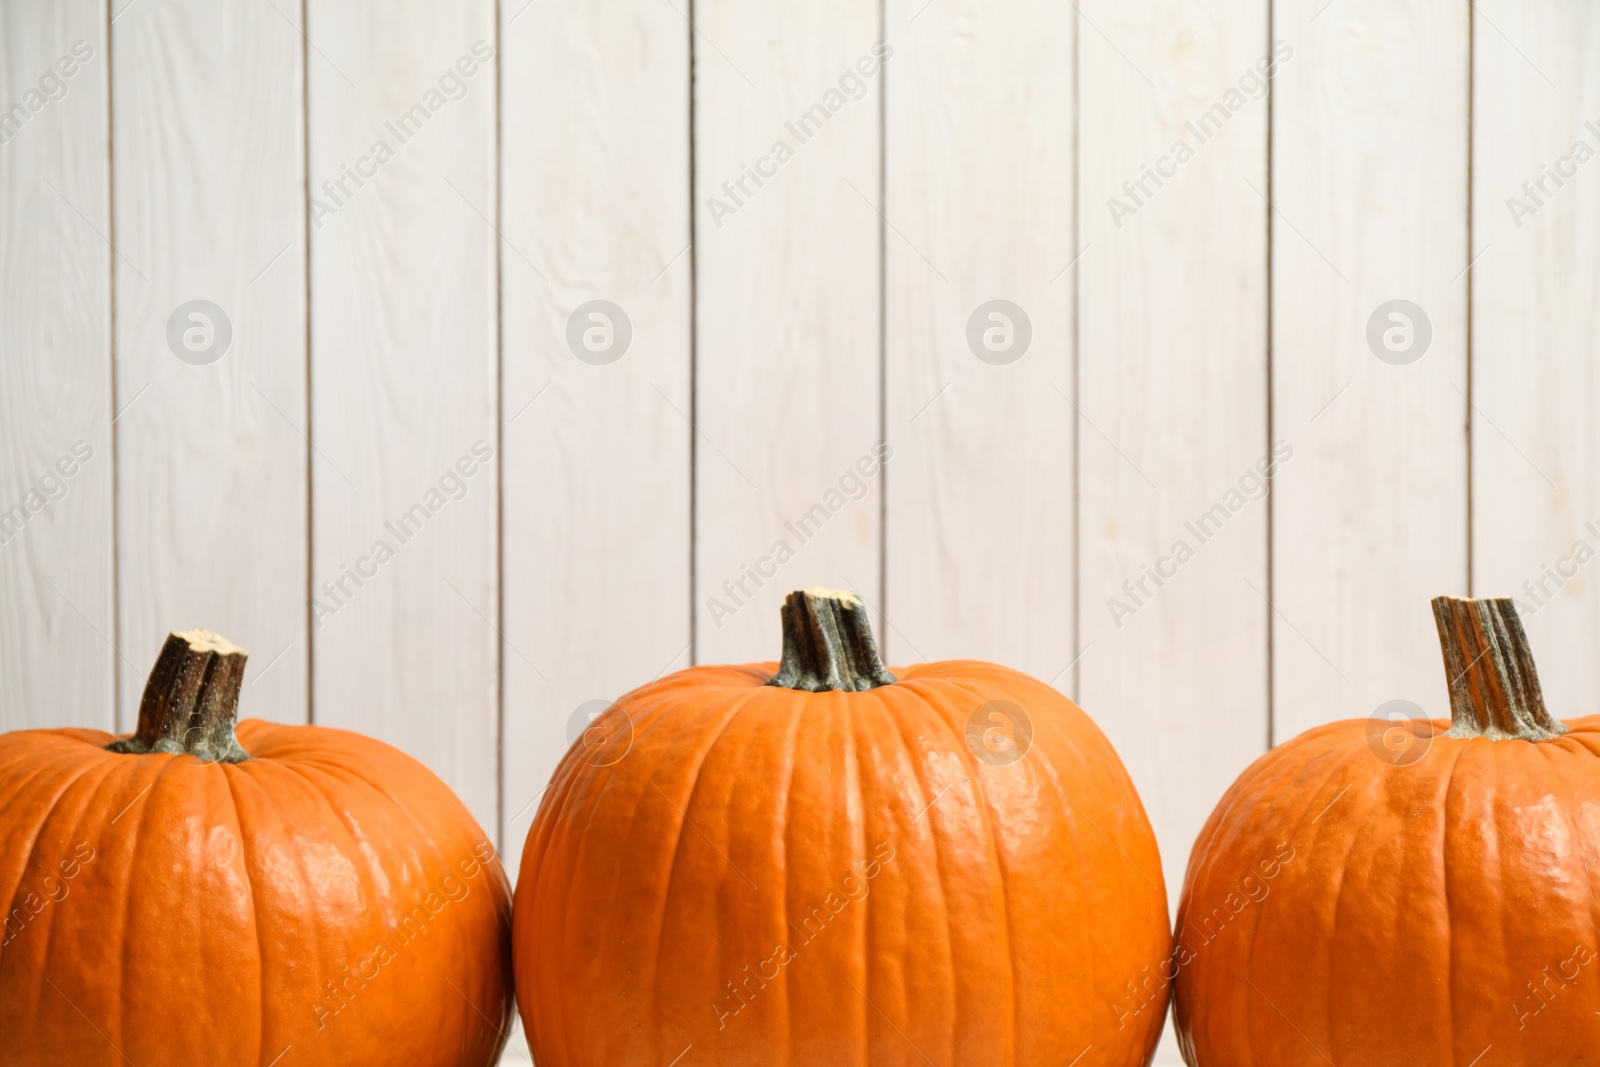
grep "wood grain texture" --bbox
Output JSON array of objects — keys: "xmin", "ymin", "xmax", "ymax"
[
  {"xmin": 1075, "ymin": 3, "xmax": 1269, "ymax": 1059},
  {"xmin": 692, "ymin": 0, "xmax": 885, "ymax": 664},
  {"xmin": 1470, "ymin": 0, "xmax": 1600, "ymax": 716},
  {"xmin": 499, "ymin": 0, "xmax": 690, "ymax": 871},
  {"xmin": 883, "ymin": 0, "xmax": 1076, "ymax": 678},
  {"xmin": 307, "ymin": 0, "xmax": 499, "ymax": 832},
  {"xmin": 111, "ymin": 0, "xmax": 307, "ymax": 728},
  {"xmin": 1270, "ymin": 0, "xmax": 1469, "ymax": 740},
  {"xmin": 0, "ymin": 1, "xmax": 114, "ymax": 730}
]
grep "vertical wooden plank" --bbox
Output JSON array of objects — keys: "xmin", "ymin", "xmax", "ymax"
[
  {"xmin": 308, "ymin": 0, "xmax": 499, "ymax": 834},
  {"xmin": 500, "ymin": 1016, "xmax": 533, "ymax": 1064},
  {"xmin": 1472, "ymin": 0, "xmax": 1600, "ymax": 711},
  {"xmin": 693, "ymin": 0, "xmax": 885, "ymax": 663},
  {"xmin": 1271, "ymin": 0, "xmax": 1469, "ymax": 739},
  {"xmin": 112, "ymin": 0, "xmax": 308, "ymax": 726},
  {"xmin": 1076, "ymin": 2, "xmax": 1269, "ymax": 1058},
  {"xmin": 0, "ymin": 2, "xmax": 113, "ymax": 729},
  {"xmin": 500, "ymin": 0, "xmax": 691, "ymax": 873},
  {"xmin": 884, "ymin": 0, "xmax": 1075, "ymax": 677}
]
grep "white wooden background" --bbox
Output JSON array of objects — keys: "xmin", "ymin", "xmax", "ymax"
[{"xmin": 2, "ymin": 0, "xmax": 1596, "ymax": 1062}]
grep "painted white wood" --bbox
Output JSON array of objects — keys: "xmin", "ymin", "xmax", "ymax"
[
  {"xmin": 883, "ymin": 0, "xmax": 1075, "ymax": 679},
  {"xmin": 499, "ymin": 1016, "xmax": 532, "ymax": 1064},
  {"xmin": 692, "ymin": 0, "xmax": 885, "ymax": 664},
  {"xmin": 499, "ymin": 0, "xmax": 691, "ymax": 871},
  {"xmin": 0, "ymin": 2, "xmax": 114, "ymax": 730},
  {"xmin": 1075, "ymin": 2, "xmax": 1270, "ymax": 1060},
  {"xmin": 111, "ymin": 0, "xmax": 308, "ymax": 727},
  {"xmin": 307, "ymin": 0, "xmax": 499, "ymax": 833},
  {"xmin": 1269, "ymin": 0, "xmax": 1469, "ymax": 741},
  {"xmin": 1471, "ymin": 0, "xmax": 1600, "ymax": 715}
]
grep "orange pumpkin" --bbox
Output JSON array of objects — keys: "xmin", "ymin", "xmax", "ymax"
[
  {"xmin": 1174, "ymin": 596, "xmax": 1600, "ymax": 1065},
  {"xmin": 0, "ymin": 630, "xmax": 513, "ymax": 1066},
  {"xmin": 515, "ymin": 587, "xmax": 1170, "ymax": 1066}
]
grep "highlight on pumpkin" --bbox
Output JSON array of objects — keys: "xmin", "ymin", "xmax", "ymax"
[
  {"xmin": 1173, "ymin": 594, "xmax": 1599, "ymax": 1066},
  {"xmin": 515, "ymin": 587, "xmax": 1171, "ymax": 1067},
  {"xmin": 21, "ymin": 591, "xmax": 1592, "ymax": 1066},
  {"xmin": 0, "ymin": 627, "xmax": 516, "ymax": 1066}
]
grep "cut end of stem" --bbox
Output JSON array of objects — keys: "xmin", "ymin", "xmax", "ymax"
[
  {"xmin": 1432, "ymin": 596, "xmax": 1565, "ymax": 742},
  {"xmin": 767, "ymin": 587, "xmax": 897, "ymax": 693},
  {"xmin": 108, "ymin": 629, "xmax": 251, "ymax": 763}
]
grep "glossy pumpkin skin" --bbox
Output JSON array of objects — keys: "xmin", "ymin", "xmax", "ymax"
[
  {"xmin": 1174, "ymin": 716, "xmax": 1600, "ymax": 1066},
  {"xmin": 0, "ymin": 719, "xmax": 514, "ymax": 1067},
  {"xmin": 515, "ymin": 659, "xmax": 1170, "ymax": 1067}
]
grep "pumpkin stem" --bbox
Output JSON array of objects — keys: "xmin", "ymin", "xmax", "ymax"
[
  {"xmin": 767, "ymin": 588, "xmax": 896, "ymax": 693},
  {"xmin": 108, "ymin": 629, "xmax": 251, "ymax": 762},
  {"xmin": 1432, "ymin": 596, "xmax": 1565, "ymax": 741}
]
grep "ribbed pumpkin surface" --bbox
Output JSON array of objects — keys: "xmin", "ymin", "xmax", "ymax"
[
  {"xmin": 0, "ymin": 720, "xmax": 513, "ymax": 1067},
  {"xmin": 515, "ymin": 659, "xmax": 1170, "ymax": 1067},
  {"xmin": 1175, "ymin": 716, "xmax": 1600, "ymax": 1066}
]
